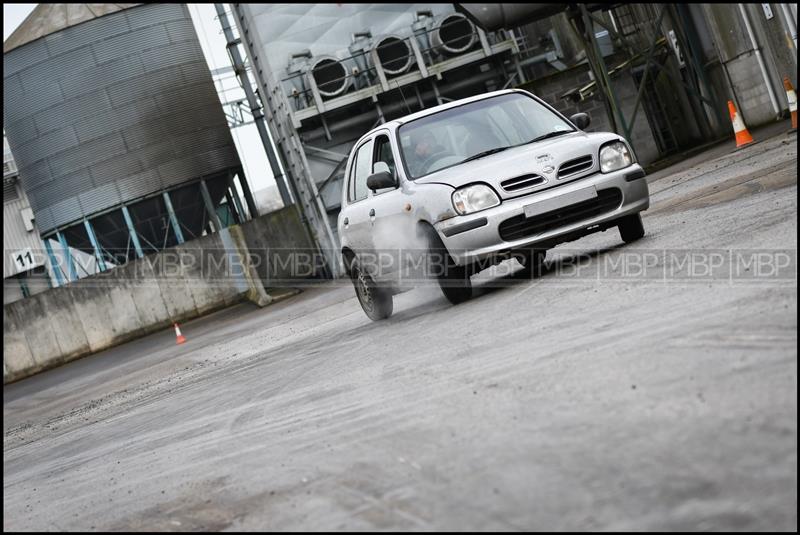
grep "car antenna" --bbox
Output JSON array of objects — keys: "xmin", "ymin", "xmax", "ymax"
[{"xmin": 395, "ymin": 79, "xmax": 412, "ymax": 114}]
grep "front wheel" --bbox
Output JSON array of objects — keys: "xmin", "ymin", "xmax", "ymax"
[
  {"xmin": 438, "ymin": 264, "xmax": 472, "ymax": 305},
  {"xmin": 350, "ymin": 258, "xmax": 393, "ymax": 321},
  {"xmin": 618, "ymin": 213, "xmax": 645, "ymax": 243},
  {"xmin": 422, "ymin": 225, "xmax": 472, "ymax": 305}
]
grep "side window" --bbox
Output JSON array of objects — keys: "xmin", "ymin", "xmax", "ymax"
[
  {"xmin": 373, "ymin": 135, "xmax": 396, "ymax": 177},
  {"xmin": 349, "ymin": 139, "xmax": 374, "ymax": 203}
]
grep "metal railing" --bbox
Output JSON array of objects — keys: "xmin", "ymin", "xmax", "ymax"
[{"xmin": 279, "ymin": 17, "xmax": 512, "ymax": 113}]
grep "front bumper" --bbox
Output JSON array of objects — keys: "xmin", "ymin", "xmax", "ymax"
[{"xmin": 434, "ymin": 165, "xmax": 650, "ymax": 266}]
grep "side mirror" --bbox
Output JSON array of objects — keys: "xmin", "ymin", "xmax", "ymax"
[
  {"xmin": 366, "ymin": 171, "xmax": 396, "ymax": 191},
  {"xmin": 367, "ymin": 162, "xmax": 396, "ymax": 191},
  {"xmin": 570, "ymin": 112, "xmax": 591, "ymax": 130}
]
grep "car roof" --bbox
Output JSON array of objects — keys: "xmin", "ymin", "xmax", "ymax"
[{"xmin": 368, "ymin": 88, "xmax": 526, "ymax": 135}]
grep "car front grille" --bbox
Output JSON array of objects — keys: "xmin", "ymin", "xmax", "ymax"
[
  {"xmin": 498, "ymin": 188, "xmax": 622, "ymax": 242},
  {"xmin": 500, "ymin": 173, "xmax": 546, "ymax": 192},
  {"xmin": 558, "ymin": 155, "xmax": 593, "ymax": 179}
]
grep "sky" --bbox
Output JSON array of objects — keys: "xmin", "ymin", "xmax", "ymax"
[{"xmin": 3, "ymin": 3, "xmax": 279, "ymax": 210}]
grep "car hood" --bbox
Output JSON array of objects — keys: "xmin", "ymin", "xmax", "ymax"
[{"xmin": 413, "ymin": 131, "xmax": 623, "ymax": 198}]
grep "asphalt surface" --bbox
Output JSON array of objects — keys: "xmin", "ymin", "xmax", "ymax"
[{"xmin": 3, "ymin": 126, "xmax": 797, "ymax": 531}]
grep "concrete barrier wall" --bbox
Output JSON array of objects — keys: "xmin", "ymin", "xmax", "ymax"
[
  {"xmin": 3, "ymin": 206, "xmax": 313, "ymax": 383},
  {"xmin": 239, "ymin": 204, "xmax": 324, "ymax": 286}
]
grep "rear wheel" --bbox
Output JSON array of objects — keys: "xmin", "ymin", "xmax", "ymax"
[
  {"xmin": 618, "ymin": 213, "xmax": 645, "ymax": 243},
  {"xmin": 349, "ymin": 257, "xmax": 393, "ymax": 321}
]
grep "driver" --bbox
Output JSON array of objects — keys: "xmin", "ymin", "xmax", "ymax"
[{"xmin": 412, "ymin": 130, "xmax": 445, "ymax": 174}]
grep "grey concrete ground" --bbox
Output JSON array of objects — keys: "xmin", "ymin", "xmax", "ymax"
[{"xmin": 3, "ymin": 126, "xmax": 797, "ymax": 531}]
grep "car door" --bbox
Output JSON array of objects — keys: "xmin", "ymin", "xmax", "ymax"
[
  {"xmin": 366, "ymin": 131, "xmax": 409, "ymax": 280},
  {"xmin": 340, "ymin": 135, "xmax": 375, "ymax": 261}
]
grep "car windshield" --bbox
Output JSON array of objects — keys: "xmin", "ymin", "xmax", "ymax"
[{"xmin": 398, "ymin": 92, "xmax": 575, "ymax": 179}]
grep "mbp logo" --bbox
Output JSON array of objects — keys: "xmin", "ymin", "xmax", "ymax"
[{"xmin": 733, "ymin": 250, "xmax": 795, "ymax": 280}]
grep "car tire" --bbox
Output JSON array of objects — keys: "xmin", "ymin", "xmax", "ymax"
[
  {"xmin": 422, "ymin": 225, "xmax": 473, "ymax": 305},
  {"xmin": 438, "ymin": 264, "xmax": 472, "ymax": 305},
  {"xmin": 515, "ymin": 248, "xmax": 547, "ymax": 278},
  {"xmin": 349, "ymin": 257, "xmax": 393, "ymax": 321},
  {"xmin": 618, "ymin": 213, "xmax": 645, "ymax": 243}
]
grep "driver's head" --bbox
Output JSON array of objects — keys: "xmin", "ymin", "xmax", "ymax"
[{"xmin": 414, "ymin": 131, "xmax": 436, "ymax": 158}]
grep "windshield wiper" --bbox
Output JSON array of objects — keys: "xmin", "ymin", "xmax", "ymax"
[
  {"xmin": 525, "ymin": 130, "xmax": 572, "ymax": 144},
  {"xmin": 458, "ymin": 146, "xmax": 511, "ymax": 164}
]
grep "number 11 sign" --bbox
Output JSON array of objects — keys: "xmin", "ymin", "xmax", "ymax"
[{"xmin": 11, "ymin": 247, "xmax": 40, "ymax": 272}]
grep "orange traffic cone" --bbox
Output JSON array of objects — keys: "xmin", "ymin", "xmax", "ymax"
[
  {"xmin": 174, "ymin": 322, "xmax": 186, "ymax": 344},
  {"xmin": 728, "ymin": 100, "xmax": 754, "ymax": 148},
  {"xmin": 783, "ymin": 76, "xmax": 797, "ymax": 130}
]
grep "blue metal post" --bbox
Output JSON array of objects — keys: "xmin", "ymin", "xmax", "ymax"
[
  {"xmin": 83, "ymin": 219, "xmax": 107, "ymax": 272},
  {"xmin": 121, "ymin": 205, "xmax": 144, "ymax": 258},
  {"xmin": 43, "ymin": 239, "xmax": 65, "ymax": 287},
  {"xmin": 56, "ymin": 231, "xmax": 78, "ymax": 282},
  {"xmin": 162, "ymin": 191, "xmax": 185, "ymax": 244}
]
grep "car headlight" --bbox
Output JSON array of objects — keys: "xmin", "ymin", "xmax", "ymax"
[
  {"xmin": 599, "ymin": 141, "xmax": 633, "ymax": 173},
  {"xmin": 452, "ymin": 183, "xmax": 500, "ymax": 215}
]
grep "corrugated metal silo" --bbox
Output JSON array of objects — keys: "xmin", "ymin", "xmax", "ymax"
[{"xmin": 3, "ymin": 3, "xmax": 250, "ymax": 270}]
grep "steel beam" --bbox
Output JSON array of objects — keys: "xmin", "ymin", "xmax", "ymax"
[
  {"xmin": 83, "ymin": 219, "xmax": 107, "ymax": 272},
  {"xmin": 227, "ymin": 173, "xmax": 247, "ymax": 223},
  {"xmin": 305, "ymin": 70, "xmax": 327, "ymax": 115},
  {"xmin": 56, "ymin": 231, "xmax": 78, "ymax": 282},
  {"xmin": 578, "ymin": 5, "xmax": 633, "ymax": 150},
  {"xmin": 408, "ymin": 34, "xmax": 429, "ymax": 78},
  {"xmin": 225, "ymin": 190, "xmax": 241, "ymax": 225},
  {"xmin": 215, "ymin": 4, "xmax": 293, "ymax": 207},
  {"xmin": 199, "ymin": 178, "xmax": 222, "ymax": 232},
  {"xmin": 673, "ymin": 4, "xmax": 724, "ymax": 128},
  {"xmin": 121, "ymin": 205, "xmax": 144, "ymax": 258},
  {"xmin": 43, "ymin": 238, "xmax": 65, "ymax": 287},
  {"xmin": 162, "ymin": 191, "xmax": 185, "ymax": 244},
  {"xmin": 370, "ymin": 47, "xmax": 391, "ymax": 92},
  {"xmin": 628, "ymin": 7, "xmax": 667, "ymax": 130},
  {"xmin": 237, "ymin": 167, "xmax": 259, "ymax": 219}
]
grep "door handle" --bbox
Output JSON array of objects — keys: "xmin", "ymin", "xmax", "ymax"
[
  {"xmin": 343, "ymin": 217, "xmax": 349, "ymax": 227},
  {"xmin": 369, "ymin": 209, "xmax": 376, "ymax": 217}
]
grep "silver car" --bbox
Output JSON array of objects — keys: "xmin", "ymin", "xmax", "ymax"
[{"xmin": 338, "ymin": 89, "xmax": 650, "ymax": 320}]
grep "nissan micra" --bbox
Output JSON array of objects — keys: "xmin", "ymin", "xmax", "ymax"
[{"xmin": 338, "ymin": 89, "xmax": 650, "ymax": 320}]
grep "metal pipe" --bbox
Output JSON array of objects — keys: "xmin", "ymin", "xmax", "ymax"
[
  {"xmin": 738, "ymin": 3, "xmax": 781, "ymax": 116},
  {"xmin": 455, "ymin": 4, "xmax": 567, "ymax": 32}
]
